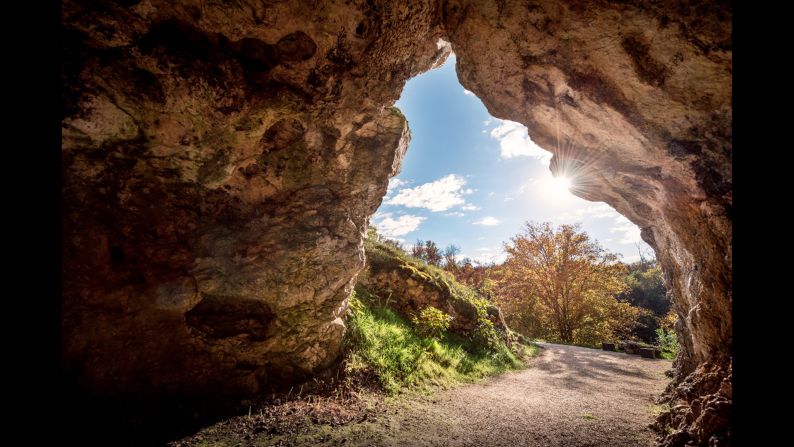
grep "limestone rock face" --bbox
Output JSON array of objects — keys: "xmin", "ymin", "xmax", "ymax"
[
  {"xmin": 62, "ymin": 0, "xmax": 448, "ymax": 397},
  {"xmin": 359, "ymin": 245, "xmax": 508, "ymax": 335},
  {"xmin": 62, "ymin": 0, "xmax": 730, "ymax": 444},
  {"xmin": 443, "ymin": 1, "xmax": 731, "ymax": 444}
]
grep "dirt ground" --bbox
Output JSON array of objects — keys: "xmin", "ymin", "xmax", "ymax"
[{"xmin": 172, "ymin": 343, "xmax": 672, "ymax": 446}]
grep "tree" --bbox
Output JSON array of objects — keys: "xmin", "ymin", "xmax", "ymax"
[
  {"xmin": 619, "ymin": 262, "xmax": 671, "ymax": 343},
  {"xmin": 497, "ymin": 222, "xmax": 636, "ymax": 345},
  {"xmin": 442, "ymin": 244, "xmax": 460, "ymax": 270},
  {"xmin": 424, "ymin": 240, "xmax": 442, "ymax": 266},
  {"xmin": 450, "ymin": 258, "xmax": 499, "ymax": 302},
  {"xmin": 410, "ymin": 239, "xmax": 441, "ymax": 265},
  {"xmin": 621, "ymin": 263, "xmax": 669, "ymax": 316},
  {"xmin": 411, "ymin": 239, "xmax": 425, "ymax": 260}
]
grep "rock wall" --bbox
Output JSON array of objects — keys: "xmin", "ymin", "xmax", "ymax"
[
  {"xmin": 359, "ymin": 240, "xmax": 508, "ymax": 335},
  {"xmin": 360, "ymin": 269, "xmax": 507, "ymax": 335},
  {"xmin": 442, "ymin": 1, "xmax": 731, "ymax": 444},
  {"xmin": 62, "ymin": 0, "xmax": 730, "ymax": 444},
  {"xmin": 62, "ymin": 0, "xmax": 449, "ymax": 397}
]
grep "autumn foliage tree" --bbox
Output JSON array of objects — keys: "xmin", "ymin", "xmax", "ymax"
[
  {"xmin": 411, "ymin": 239, "xmax": 443, "ymax": 266},
  {"xmin": 496, "ymin": 222, "xmax": 637, "ymax": 345}
]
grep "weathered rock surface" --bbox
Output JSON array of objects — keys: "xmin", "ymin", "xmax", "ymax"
[
  {"xmin": 359, "ymin": 240, "xmax": 507, "ymax": 335},
  {"xmin": 360, "ymin": 269, "xmax": 507, "ymax": 335},
  {"xmin": 444, "ymin": 2, "xmax": 731, "ymax": 444},
  {"xmin": 62, "ymin": 0, "xmax": 730, "ymax": 444},
  {"xmin": 62, "ymin": 0, "xmax": 449, "ymax": 397}
]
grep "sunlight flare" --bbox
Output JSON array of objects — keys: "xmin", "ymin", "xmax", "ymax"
[
  {"xmin": 536, "ymin": 174, "xmax": 576, "ymax": 204},
  {"xmin": 549, "ymin": 175, "xmax": 572, "ymax": 196}
]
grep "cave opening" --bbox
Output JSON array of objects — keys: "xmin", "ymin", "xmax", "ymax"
[
  {"xmin": 62, "ymin": 1, "xmax": 730, "ymax": 445},
  {"xmin": 357, "ymin": 48, "xmax": 678, "ymax": 431},
  {"xmin": 374, "ymin": 52, "xmax": 656, "ymax": 268}
]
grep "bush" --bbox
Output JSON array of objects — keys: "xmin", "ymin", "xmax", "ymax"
[
  {"xmin": 412, "ymin": 306, "xmax": 453, "ymax": 339},
  {"xmin": 655, "ymin": 327, "xmax": 679, "ymax": 359},
  {"xmin": 470, "ymin": 298, "xmax": 502, "ymax": 352}
]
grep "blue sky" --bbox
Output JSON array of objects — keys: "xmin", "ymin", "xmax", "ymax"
[{"xmin": 373, "ymin": 55, "xmax": 653, "ymax": 264}]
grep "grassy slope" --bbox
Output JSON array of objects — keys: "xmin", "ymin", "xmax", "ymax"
[
  {"xmin": 346, "ymin": 285, "xmax": 537, "ymax": 394},
  {"xmin": 364, "ymin": 237, "xmax": 672, "ymax": 363},
  {"xmin": 346, "ymin": 235, "xmax": 539, "ymax": 394}
]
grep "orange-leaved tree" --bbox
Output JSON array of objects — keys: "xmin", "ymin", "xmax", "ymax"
[{"xmin": 497, "ymin": 222, "xmax": 636, "ymax": 345}]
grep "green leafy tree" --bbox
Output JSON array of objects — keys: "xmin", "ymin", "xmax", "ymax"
[
  {"xmin": 622, "ymin": 263, "xmax": 669, "ymax": 316},
  {"xmin": 619, "ymin": 262, "xmax": 671, "ymax": 343}
]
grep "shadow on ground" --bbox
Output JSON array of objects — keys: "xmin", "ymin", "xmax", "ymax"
[{"xmin": 62, "ymin": 382, "xmax": 246, "ymax": 446}]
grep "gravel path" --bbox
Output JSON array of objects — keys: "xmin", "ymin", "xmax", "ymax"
[
  {"xmin": 307, "ymin": 343, "xmax": 670, "ymax": 446},
  {"xmin": 177, "ymin": 343, "xmax": 672, "ymax": 446}
]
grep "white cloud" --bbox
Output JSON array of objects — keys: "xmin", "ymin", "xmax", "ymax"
[
  {"xmin": 518, "ymin": 177, "xmax": 542, "ymax": 194},
  {"xmin": 372, "ymin": 213, "xmax": 426, "ymax": 238},
  {"xmin": 445, "ymin": 211, "xmax": 465, "ymax": 217},
  {"xmin": 482, "ymin": 119, "xmax": 492, "ymax": 126},
  {"xmin": 474, "ymin": 216, "xmax": 501, "ymax": 226},
  {"xmin": 551, "ymin": 202, "xmax": 624, "ymax": 222},
  {"xmin": 548, "ymin": 202, "xmax": 642, "ymax": 245},
  {"xmin": 387, "ymin": 178, "xmax": 407, "ymax": 192},
  {"xmin": 610, "ymin": 215, "xmax": 642, "ymax": 244},
  {"xmin": 463, "ymin": 89, "xmax": 475, "ymax": 96},
  {"xmin": 504, "ymin": 196, "xmax": 515, "ymax": 202},
  {"xmin": 461, "ymin": 247, "xmax": 506, "ymax": 265},
  {"xmin": 489, "ymin": 120, "xmax": 553, "ymax": 164},
  {"xmin": 622, "ymin": 254, "xmax": 642, "ymax": 263},
  {"xmin": 576, "ymin": 203, "xmax": 619, "ymax": 219},
  {"xmin": 386, "ymin": 174, "xmax": 472, "ymax": 212},
  {"xmin": 460, "ymin": 204, "xmax": 480, "ymax": 211}
]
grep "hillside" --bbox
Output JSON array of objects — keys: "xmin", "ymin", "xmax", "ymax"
[{"xmin": 343, "ymin": 232, "xmax": 537, "ymax": 394}]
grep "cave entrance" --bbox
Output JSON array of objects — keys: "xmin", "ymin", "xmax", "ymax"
[
  {"xmin": 61, "ymin": 1, "xmax": 730, "ymax": 443},
  {"xmin": 360, "ymin": 50, "xmax": 678, "ymax": 442},
  {"xmin": 373, "ymin": 54, "xmax": 655, "ymax": 267},
  {"xmin": 371, "ymin": 52, "xmax": 674, "ymax": 331},
  {"xmin": 372, "ymin": 48, "xmax": 675, "ymax": 329}
]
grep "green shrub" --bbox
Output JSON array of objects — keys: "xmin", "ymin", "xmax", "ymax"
[
  {"xmin": 470, "ymin": 298, "xmax": 502, "ymax": 352},
  {"xmin": 655, "ymin": 327, "xmax": 679, "ymax": 359},
  {"xmin": 412, "ymin": 306, "xmax": 453, "ymax": 339}
]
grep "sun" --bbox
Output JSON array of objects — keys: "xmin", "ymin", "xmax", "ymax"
[
  {"xmin": 534, "ymin": 174, "xmax": 575, "ymax": 206},
  {"xmin": 547, "ymin": 175, "xmax": 573, "ymax": 199}
]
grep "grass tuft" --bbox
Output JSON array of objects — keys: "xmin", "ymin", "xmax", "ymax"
[{"xmin": 649, "ymin": 403, "xmax": 670, "ymax": 417}]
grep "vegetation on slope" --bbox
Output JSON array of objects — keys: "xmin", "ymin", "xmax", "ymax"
[
  {"xmin": 345, "ymin": 285, "xmax": 536, "ymax": 394},
  {"xmin": 364, "ymin": 230, "xmax": 489, "ymax": 316},
  {"xmin": 389, "ymin": 222, "xmax": 679, "ymax": 358},
  {"xmin": 363, "ymin": 229, "xmax": 508, "ymax": 348}
]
